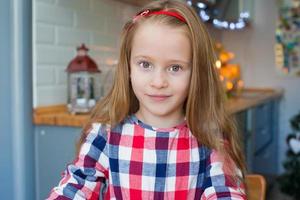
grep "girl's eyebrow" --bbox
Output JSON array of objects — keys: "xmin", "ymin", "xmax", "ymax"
[
  {"xmin": 168, "ymin": 59, "xmax": 191, "ymax": 65},
  {"xmin": 132, "ymin": 55, "xmax": 152, "ymax": 60},
  {"xmin": 132, "ymin": 55, "xmax": 191, "ymax": 65}
]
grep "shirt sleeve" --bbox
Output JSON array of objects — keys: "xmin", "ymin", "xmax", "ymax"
[
  {"xmin": 47, "ymin": 123, "xmax": 110, "ymax": 200},
  {"xmin": 201, "ymin": 149, "xmax": 246, "ymax": 200}
]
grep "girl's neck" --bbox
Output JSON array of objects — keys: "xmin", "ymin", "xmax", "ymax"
[{"xmin": 135, "ymin": 110, "xmax": 185, "ymax": 129}]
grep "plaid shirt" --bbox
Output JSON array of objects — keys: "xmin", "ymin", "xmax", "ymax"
[{"xmin": 48, "ymin": 115, "xmax": 245, "ymax": 200}]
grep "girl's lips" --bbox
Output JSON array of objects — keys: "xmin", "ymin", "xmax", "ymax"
[{"xmin": 147, "ymin": 94, "xmax": 171, "ymax": 101}]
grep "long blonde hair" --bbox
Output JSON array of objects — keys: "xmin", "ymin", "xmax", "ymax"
[{"xmin": 78, "ymin": 0, "xmax": 246, "ymax": 176}]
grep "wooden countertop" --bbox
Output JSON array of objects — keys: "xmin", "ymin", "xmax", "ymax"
[
  {"xmin": 33, "ymin": 104, "xmax": 90, "ymax": 127},
  {"xmin": 33, "ymin": 88, "xmax": 283, "ymax": 127},
  {"xmin": 227, "ymin": 88, "xmax": 284, "ymax": 114}
]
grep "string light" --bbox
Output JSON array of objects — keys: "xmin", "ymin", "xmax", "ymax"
[
  {"xmin": 197, "ymin": 2, "xmax": 206, "ymax": 9},
  {"xmin": 187, "ymin": 0, "xmax": 192, "ymax": 6},
  {"xmin": 187, "ymin": 1, "xmax": 250, "ymax": 30},
  {"xmin": 200, "ymin": 10, "xmax": 210, "ymax": 21},
  {"xmin": 215, "ymin": 60, "xmax": 222, "ymax": 68}
]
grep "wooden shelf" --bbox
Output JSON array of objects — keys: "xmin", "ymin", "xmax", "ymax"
[
  {"xmin": 227, "ymin": 88, "xmax": 284, "ymax": 114},
  {"xmin": 33, "ymin": 88, "xmax": 283, "ymax": 127},
  {"xmin": 33, "ymin": 105, "xmax": 90, "ymax": 127}
]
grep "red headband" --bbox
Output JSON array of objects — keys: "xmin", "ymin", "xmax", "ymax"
[{"xmin": 133, "ymin": 9, "xmax": 187, "ymax": 23}]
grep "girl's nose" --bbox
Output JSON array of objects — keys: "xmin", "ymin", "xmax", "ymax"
[{"xmin": 150, "ymin": 70, "xmax": 168, "ymax": 88}]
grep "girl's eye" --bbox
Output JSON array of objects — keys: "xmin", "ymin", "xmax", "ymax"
[
  {"xmin": 169, "ymin": 65, "xmax": 182, "ymax": 72},
  {"xmin": 138, "ymin": 61, "xmax": 152, "ymax": 70}
]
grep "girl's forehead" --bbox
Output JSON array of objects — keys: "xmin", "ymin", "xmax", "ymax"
[
  {"xmin": 130, "ymin": 22, "xmax": 191, "ymax": 61},
  {"xmin": 134, "ymin": 21, "xmax": 189, "ymax": 37}
]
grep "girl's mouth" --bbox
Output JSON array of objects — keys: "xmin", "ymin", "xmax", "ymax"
[{"xmin": 147, "ymin": 94, "xmax": 171, "ymax": 101}]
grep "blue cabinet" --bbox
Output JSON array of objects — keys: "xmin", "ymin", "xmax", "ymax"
[
  {"xmin": 235, "ymin": 99, "xmax": 280, "ymax": 176},
  {"xmin": 35, "ymin": 126, "xmax": 81, "ymax": 200},
  {"xmin": 235, "ymin": 110, "xmax": 253, "ymax": 170},
  {"xmin": 252, "ymin": 100, "xmax": 279, "ymax": 175}
]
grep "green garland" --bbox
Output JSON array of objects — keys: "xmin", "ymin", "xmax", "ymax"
[{"xmin": 277, "ymin": 111, "xmax": 300, "ymax": 200}]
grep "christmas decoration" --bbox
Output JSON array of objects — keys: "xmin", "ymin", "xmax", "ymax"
[
  {"xmin": 275, "ymin": 0, "xmax": 300, "ymax": 75},
  {"xmin": 66, "ymin": 44, "xmax": 101, "ymax": 114},
  {"xmin": 214, "ymin": 43, "xmax": 243, "ymax": 97},
  {"xmin": 277, "ymin": 111, "xmax": 300, "ymax": 200},
  {"xmin": 186, "ymin": 0, "xmax": 250, "ymax": 30}
]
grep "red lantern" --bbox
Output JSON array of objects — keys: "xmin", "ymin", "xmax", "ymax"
[{"xmin": 66, "ymin": 44, "xmax": 101, "ymax": 114}]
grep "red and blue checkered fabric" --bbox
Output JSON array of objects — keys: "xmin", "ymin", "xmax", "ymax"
[{"xmin": 48, "ymin": 115, "xmax": 246, "ymax": 200}]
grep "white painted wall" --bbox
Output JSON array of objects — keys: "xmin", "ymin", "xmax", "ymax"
[
  {"xmin": 221, "ymin": 0, "xmax": 300, "ymax": 172},
  {"xmin": 33, "ymin": 0, "xmax": 138, "ymax": 107}
]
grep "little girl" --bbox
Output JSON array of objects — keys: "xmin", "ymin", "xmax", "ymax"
[{"xmin": 48, "ymin": 0, "xmax": 246, "ymax": 199}]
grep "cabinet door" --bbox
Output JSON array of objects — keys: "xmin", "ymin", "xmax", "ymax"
[
  {"xmin": 35, "ymin": 126, "xmax": 81, "ymax": 200},
  {"xmin": 252, "ymin": 100, "xmax": 279, "ymax": 175},
  {"xmin": 235, "ymin": 110, "xmax": 253, "ymax": 171},
  {"xmin": 253, "ymin": 102, "xmax": 273, "ymax": 154},
  {"xmin": 253, "ymin": 139, "xmax": 278, "ymax": 174},
  {"xmin": 235, "ymin": 99, "xmax": 280, "ymax": 175}
]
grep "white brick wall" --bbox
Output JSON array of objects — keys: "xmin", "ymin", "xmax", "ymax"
[{"xmin": 33, "ymin": 0, "xmax": 138, "ymax": 107}]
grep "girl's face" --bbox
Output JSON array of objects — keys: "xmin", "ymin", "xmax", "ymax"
[{"xmin": 130, "ymin": 22, "xmax": 192, "ymax": 124}]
